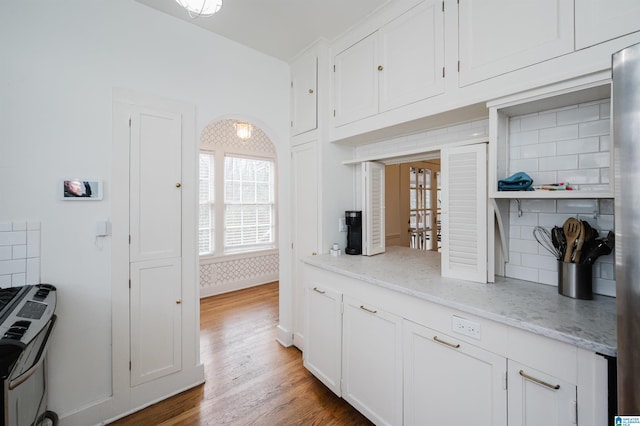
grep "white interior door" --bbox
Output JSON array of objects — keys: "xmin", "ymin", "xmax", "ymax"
[
  {"xmin": 291, "ymin": 140, "xmax": 319, "ymax": 349},
  {"xmin": 129, "ymin": 106, "xmax": 183, "ymax": 386}
]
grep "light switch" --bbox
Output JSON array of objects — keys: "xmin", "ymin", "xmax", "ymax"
[{"xmin": 96, "ymin": 221, "xmax": 110, "ymax": 237}]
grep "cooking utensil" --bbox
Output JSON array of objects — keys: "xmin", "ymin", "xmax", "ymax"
[
  {"xmin": 572, "ymin": 220, "xmax": 588, "ymax": 263},
  {"xmin": 533, "ymin": 226, "xmax": 561, "ymax": 259},
  {"xmin": 552, "ymin": 226, "xmax": 567, "ymax": 261},
  {"xmin": 563, "ymin": 217, "xmax": 582, "ymax": 263},
  {"xmin": 583, "ymin": 231, "xmax": 615, "ymax": 264}
]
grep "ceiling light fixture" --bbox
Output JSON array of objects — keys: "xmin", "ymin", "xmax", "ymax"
[
  {"xmin": 234, "ymin": 122, "xmax": 253, "ymax": 141},
  {"xmin": 175, "ymin": 0, "xmax": 223, "ymax": 18}
]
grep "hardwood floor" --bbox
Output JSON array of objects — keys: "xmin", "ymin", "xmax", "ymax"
[{"xmin": 110, "ymin": 282, "xmax": 372, "ymax": 425}]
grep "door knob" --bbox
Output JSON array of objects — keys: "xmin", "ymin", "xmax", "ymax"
[
  {"xmin": 308, "ymin": 89, "xmax": 314, "ymax": 94},
  {"xmin": 175, "ymin": 183, "xmax": 182, "ymax": 188},
  {"xmin": 176, "ymin": 299, "xmax": 182, "ymax": 304},
  {"xmin": 378, "ymin": 65, "xmax": 384, "ymax": 71}
]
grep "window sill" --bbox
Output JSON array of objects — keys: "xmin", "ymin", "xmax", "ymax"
[{"xmin": 199, "ymin": 248, "xmax": 279, "ymax": 264}]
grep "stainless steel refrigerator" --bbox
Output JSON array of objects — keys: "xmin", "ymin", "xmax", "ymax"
[{"xmin": 613, "ymin": 42, "xmax": 640, "ymax": 415}]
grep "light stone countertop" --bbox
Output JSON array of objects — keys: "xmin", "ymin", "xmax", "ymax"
[{"xmin": 303, "ymin": 246, "xmax": 617, "ymax": 357}]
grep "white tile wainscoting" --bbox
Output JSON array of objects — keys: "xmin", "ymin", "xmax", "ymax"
[
  {"xmin": 504, "ymin": 98, "xmax": 615, "ymax": 297},
  {"xmin": 0, "ymin": 221, "xmax": 41, "ymax": 287},
  {"xmin": 199, "ymin": 251, "xmax": 279, "ymax": 298}
]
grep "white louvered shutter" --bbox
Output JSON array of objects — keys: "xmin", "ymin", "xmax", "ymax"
[
  {"xmin": 441, "ymin": 144, "xmax": 487, "ymax": 283},
  {"xmin": 363, "ymin": 161, "xmax": 386, "ymax": 256}
]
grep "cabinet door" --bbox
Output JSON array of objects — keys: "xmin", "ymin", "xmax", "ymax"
[
  {"xmin": 342, "ymin": 296, "xmax": 402, "ymax": 426},
  {"xmin": 333, "ymin": 33, "xmax": 379, "ymax": 126},
  {"xmin": 458, "ymin": 0, "xmax": 574, "ymax": 86},
  {"xmin": 303, "ymin": 284, "xmax": 342, "ymax": 396},
  {"xmin": 379, "ymin": 0, "xmax": 444, "ymax": 112},
  {"xmin": 403, "ymin": 320, "xmax": 507, "ymax": 426},
  {"xmin": 508, "ymin": 360, "xmax": 577, "ymax": 426},
  {"xmin": 441, "ymin": 143, "xmax": 487, "ymax": 283},
  {"xmin": 292, "ymin": 141, "xmax": 319, "ymax": 348},
  {"xmin": 291, "ymin": 51, "xmax": 317, "ymax": 135},
  {"xmin": 575, "ymin": 0, "xmax": 640, "ymax": 49}
]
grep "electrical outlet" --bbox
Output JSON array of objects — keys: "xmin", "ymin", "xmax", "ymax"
[
  {"xmin": 452, "ymin": 315, "xmax": 481, "ymax": 340},
  {"xmin": 338, "ymin": 218, "xmax": 347, "ymax": 232}
]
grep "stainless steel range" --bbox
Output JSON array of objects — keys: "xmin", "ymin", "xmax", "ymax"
[{"xmin": 0, "ymin": 284, "xmax": 57, "ymax": 426}]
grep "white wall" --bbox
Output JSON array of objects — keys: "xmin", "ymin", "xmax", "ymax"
[{"xmin": 0, "ymin": 0, "xmax": 290, "ymax": 422}]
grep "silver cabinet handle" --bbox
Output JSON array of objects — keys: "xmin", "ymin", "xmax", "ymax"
[
  {"xmin": 519, "ymin": 370, "xmax": 560, "ymax": 390},
  {"xmin": 433, "ymin": 336, "xmax": 460, "ymax": 349},
  {"xmin": 312, "ymin": 287, "xmax": 325, "ymax": 294},
  {"xmin": 359, "ymin": 305, "xmax": 377, "ymax": 314}
]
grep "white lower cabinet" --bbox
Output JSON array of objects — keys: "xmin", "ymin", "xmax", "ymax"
[
  {"xmin": 507, "ymin": 360, "xmax": 577, "ymax": 426},
  {"xmin": 303, "ymin": 285, "xmax": 342, "ymax": 396},
  {"xmin": 403, "ymin": 320, "xmax": 507, "ymax": 426},
  {"xmin": 302, "ymin": 264, "xmax": 607, "ymax": 426},
  {"xmin": 342, "ymin": 295, "xmax": 403, "ymax": 426}
]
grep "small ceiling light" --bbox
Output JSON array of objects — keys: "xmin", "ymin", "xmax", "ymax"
[
  {"xmin": 234, "ymin": 122, "xmax": 253, "ymax": 141},
  {"xmin": 175, "ymin": 0, "xmax": 223, "ymax": 18}
]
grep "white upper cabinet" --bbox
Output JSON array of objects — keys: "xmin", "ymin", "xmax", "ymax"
[
  {"xmin": 333, "ymin": 0, "xmax": 445, "ymax": 126},
  {"xmin": 334, "ymin": 32, "xmax": 379, "ymax": 126},
  {"xmin": 575, "ymin": 0, "xmax": 640, "ymax": 50},
  {"xmin": 290, "ymin": 50, "xmax": 318, "ymax": 136},
  {"xmin": 458, "ymin": 0, "xmax": 574, "ymax": 86},
  {"xmin": 378, "ymin": 0, "xmax": 445, "ymax": 112}
]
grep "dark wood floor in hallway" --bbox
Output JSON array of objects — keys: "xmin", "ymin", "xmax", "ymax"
[{"xmin": 110, "ymin": 282, "xmax": 372, "ymax": 425}]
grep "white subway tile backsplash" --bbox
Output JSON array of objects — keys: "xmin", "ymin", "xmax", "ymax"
[
  {"xmin": 0, "ymin": 260, "xmax": 26, "ymax": 275},
  {"xmin": 26, "ymin": 258, "xmax": 40, "ymax": 285},
  {"xmin": 528, "ymin": 171, "xmax": 558, "ymax": 186},
  {"xmin": 0, "ymin": 221, "xmax": 40, "ymax": 287},
  {"xmin": 520, "ymin": 199, "xmax": 556, "ymax": 213},
  {"xmin": 599, "ymin": 262, "xmax": 615, "ymax": 280},
  {"xmin": 11, "ymin": 221, "xmax": 26, "ymax": 231},
  {"xmin": 509, "ymin": 238, "xmax": 539, "ymax": 255},
  {"xmin": 522, "ymin": 253, "xmax": 557, "ymax": 270},
  {"xmin": 593, "ymin": 279, "xmax": 616, "ymax": 297},
  {"xmin": 557, "ymin": 168, "xmax": 601, "ymax": 185},
  {"xmin": 579, "ymin": 119, "xmax": 610, "ymax": 137},
  {"xmin": 504, "ymin": 96, "xmax": 614, "ymax": 296},
  {"xmin": 12, "ymin": 245, "xmax": 26, "ymax": 260},
  {"xmin": 538, "ymin": 155, "xmax": 578, "ymax": 171},
  {"xmin": 0, "ymin": 247, "xmax": 11, "ymax": 261},
  {"xmin": 0, "ymin": 232, "xmax": 27, "ymax": 247},
  {"xmin": 505, "ymin": 264, "xmax": 539, "ymax": 282},
  {"xmin": 509, "ymin": 130, "xmax": 539, "ymax": 147},
  {"xmin": 556, "ymin": 137, "xmax": 599, "ymax": 155},
  {"xmin": 26, "ymin": 231, "xmax": 40, "ymax": 258},
  {"xmin": 539, "ymin": 124, "xmax": 579, "ymax": 142},
  {"xmin": 538, "ymin": 269, "xmax": 558, "ymax": 286},
  {"xmin": 11, "ymin": 273, "xmax": 25, "ymax": 287},
  {"xmin": 556, "ymin": 104, "xmax": 600, "ymax": 125},
  {"xmin": 599, "ymin": 199, "xmax": 614, "ymax": 215},
  {"xmin": 579, "ymin": 152, "xmax": 610, "ymax": 169},
  {"xmin": 556, "ymin": 199, "xmax": 599, "ymax": 213},
  {"xmin": 520, "ymin": 142, "xmax": 556, "ymax": 159},
  {"xmin": 510, "ymin": 158, "xmax": 538, "ymax": 174},
  {"xmin": 521, "ymin": 112, "xmax": 557, "ymax": 131}
]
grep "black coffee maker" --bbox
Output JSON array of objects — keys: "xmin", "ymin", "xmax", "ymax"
[{"xmin": 345, "ymin": 211, "xmax": 362, "ymax": 255}]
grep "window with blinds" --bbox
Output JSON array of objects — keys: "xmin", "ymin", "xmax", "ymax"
[
  {"xmin": 224, "ymin": 156, "xmax": 275, "ymax": 251},
  {"xmin": 199, "ymin": 153, "xmax": 214, "ymax": 255}
]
